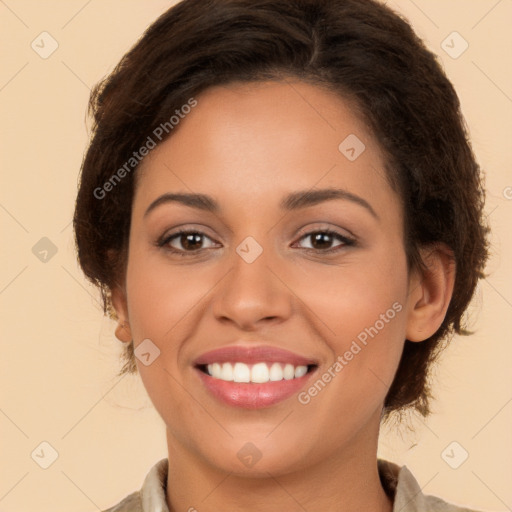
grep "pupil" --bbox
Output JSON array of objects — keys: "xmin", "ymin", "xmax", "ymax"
[
  {"xmin": 183, "ymin": 233, "xmax": 202, "ymax": 250},
  {"xmin": 312, "ymin": 233, "xmax": 332, "ymax": 249},
  {"xmin": 179, "ymin": 233, "xmax": 334, "ymax": 251}
]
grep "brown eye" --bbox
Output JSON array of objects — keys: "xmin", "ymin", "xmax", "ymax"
[
  {"xmin": 159, "ymin": 230, "xmax": 217, "ymax": 254},
  {"xmin": 295, "ymin": 230, "xmax": 355, "ymax": 252},
  {"xmin": 176, "ymin": 232, "xmax": 204, "ymax": 251}
]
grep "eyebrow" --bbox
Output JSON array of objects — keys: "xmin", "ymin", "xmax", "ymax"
[{"xmin": 144, "ymin": 188, "xmax": 378, "ymax": 220}]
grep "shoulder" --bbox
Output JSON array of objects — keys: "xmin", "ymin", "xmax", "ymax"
[
  {"xmin": 100, "ymin": 458, "xmax": 168, "ymax": 512},
  {"xmin": 101, "ymin": 490, "xmax": 143, "ymax": 512},
  {"xmin": 397, "ymin": 465, "xmax": 486, "ymax": 511},
  {"xmin": 420, "ymin": 493, "xmax": 485, "ymax": 512},
  {"xmin": 378, "ymin": 459, "xmax": 486, "ymax": 512}
]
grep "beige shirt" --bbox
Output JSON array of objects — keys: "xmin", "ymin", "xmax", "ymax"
[{"xmin": 103, "ymin": 458, "xmax": 483, "ymax": 512}]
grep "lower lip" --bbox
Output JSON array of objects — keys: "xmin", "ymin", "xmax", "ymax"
[{"xmin": 195, "ymin": 368, "xmax": 316, "ymax": 409}]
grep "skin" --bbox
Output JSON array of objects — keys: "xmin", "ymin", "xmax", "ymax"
[{"xmin": 112, "ymin": 79, "xmax": 455, "ymax": 512}]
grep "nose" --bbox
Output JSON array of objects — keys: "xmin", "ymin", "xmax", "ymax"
[{"xmin": 211, "ymin": 241, "xmax": 293, "ymax": 331}]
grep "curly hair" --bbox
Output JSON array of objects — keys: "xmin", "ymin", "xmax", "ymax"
[{"xmin": 73, "ymin": 0, "xmax": 490, "ymax": 418}]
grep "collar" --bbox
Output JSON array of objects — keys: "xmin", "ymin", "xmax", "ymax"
[{"xmin": 132, "ymin": 457, "xmax": 477, "ymax": 512}]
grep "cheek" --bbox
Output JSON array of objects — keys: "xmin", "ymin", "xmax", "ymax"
[
  {"xmin": 123, "ymin": 249, "xmax": 200, "ymax": 425},
  {"xmin": 123, "ymin": 249, "xmax": 217, "ymax": 413},
  {"xmin": 125, "ymin": 247, "xmax": 209, "ymax": 342},
  {"xmin": 293, "ymin": 245, "xmax": 408, "ymax": 406},
  {"xmin": 293, "ymin": 242, "xmax": 408, "ymax": 346}
]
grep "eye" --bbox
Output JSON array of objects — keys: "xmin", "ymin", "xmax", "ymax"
[
  {"xmin": 293, "ymin": 229, "xmax": 356, "ymax": 253},
  {"xmin": 158, "ymin": 230, "xmax": 218, "ymax": 255},
  {"xmin": 157, "ymin": 227, "xmax": 356, "ymax": 257}
]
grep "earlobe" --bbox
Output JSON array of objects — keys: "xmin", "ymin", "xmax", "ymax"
[
  {"xmin": 115, "ymin": 321, "xmax": 132, "ymax": 343},
  {"xmin": 405, "ymin": 243, "xmax": 456, "ymax": 342},
  {"xmin": 110, "ymin": 285, "xmax": 132, "ymax": 343}
]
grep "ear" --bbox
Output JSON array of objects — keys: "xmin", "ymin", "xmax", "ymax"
[
  {"xmin": 110, "ymin": 284, "xmax": 133, "ymax": 343},
  {"xmin": 405, "ymin": 243, "xmax": 456, "ymax": 342}
]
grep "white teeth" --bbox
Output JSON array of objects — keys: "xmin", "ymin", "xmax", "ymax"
[
  {"xmin": 204, "ymin": 362, "xmax": 310, "ymax": 383},
  {"xmin": 213, "ymin": 363, "xmax": 222, "ymax": 378},
  {"xmin": 207, "ymin": 363, "xmax": 223, "ymax": 379},
  {"xmin": 251, "ymin": 363, "xmax": 269, "ymax": 383},
  {"xmin": 233, "ymin": 362, "xmax": 250, "ymax": 382},
  {"xmin": 269, "ymin": 362, "xmax": 283, "ymax": 381},
  {"xmin": 220, "ymin": 362, "xmax": 233, "ymax": 381},
  {"xmin": 283, "ymin": 364, "xmax": 295, "ymax": 380},
  {"xmin": 294, "ymin": 365, "xmax": 308, "ymax": 378}
]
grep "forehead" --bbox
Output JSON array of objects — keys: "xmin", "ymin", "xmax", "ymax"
[{"xmin": 134, "ymin": 80, "xmax": 396, "ymax": 220}]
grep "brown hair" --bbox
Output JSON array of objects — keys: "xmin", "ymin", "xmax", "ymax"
[{"xmin": 73, "ymin": 0, "xmax": 490, "ymax": 418}]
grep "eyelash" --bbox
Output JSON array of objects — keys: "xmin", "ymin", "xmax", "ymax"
[{"xmin": 157, "ymin": 228, "xmax": 356, "ymax": 257}]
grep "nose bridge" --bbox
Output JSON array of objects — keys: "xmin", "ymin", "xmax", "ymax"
[
  {"xmin": 212, "ymin": 234, "xmax": 292, "ymax": 326},
  {"xmin": 230, "ymin": 234, "xmax": 278, "ymax": 301}
]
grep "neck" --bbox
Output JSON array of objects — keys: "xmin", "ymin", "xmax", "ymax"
[{"xmin": 164, "ymin": 417, "xmax": 393, "ymax": 512}]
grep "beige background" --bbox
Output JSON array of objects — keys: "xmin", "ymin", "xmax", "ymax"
[{"xmin": 0, "ymin": 1, "xmax": 511, "ymax": 510}]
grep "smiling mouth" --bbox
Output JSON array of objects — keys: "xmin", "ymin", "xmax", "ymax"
[{"xmin": 196, "ymin": 362, "xmax": 318, "ymax": 384}]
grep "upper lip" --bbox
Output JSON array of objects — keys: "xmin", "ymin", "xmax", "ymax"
[{"xmin": 193, "ymin": 344, "xmax": 319, "ymax": 367}]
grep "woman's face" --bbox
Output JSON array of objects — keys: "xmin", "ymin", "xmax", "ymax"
[{"xmin": 116, "ymin": 80, "xmax": 422, "ymax": 475}]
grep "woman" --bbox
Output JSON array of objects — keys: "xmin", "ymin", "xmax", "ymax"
[{"xmin": 73, "ymin": 0, "xmax": 490, "ymax": 510}]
